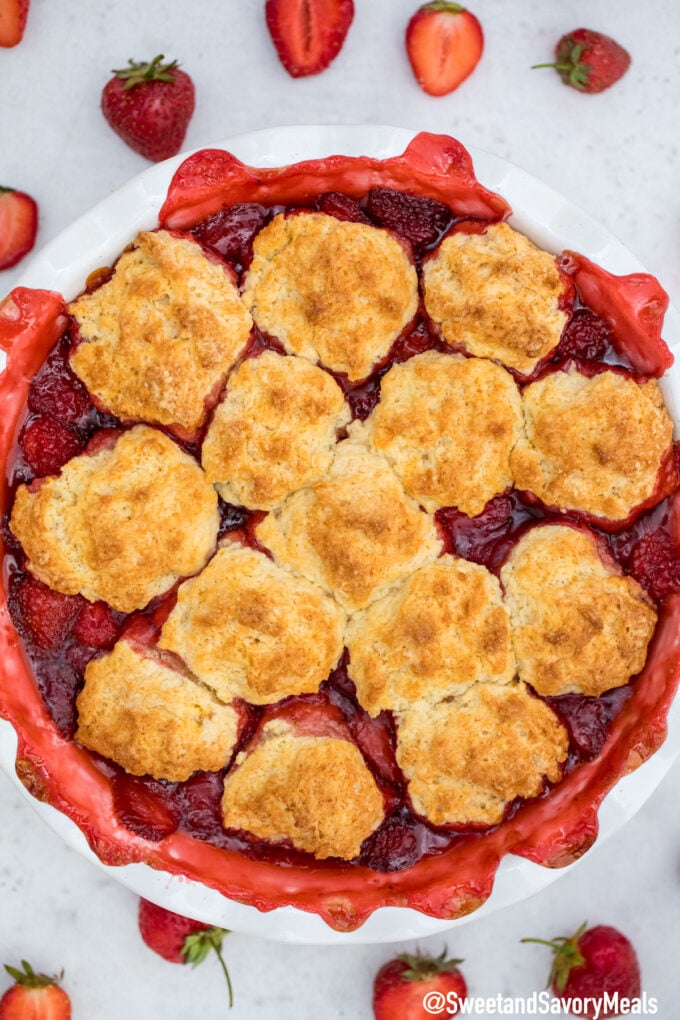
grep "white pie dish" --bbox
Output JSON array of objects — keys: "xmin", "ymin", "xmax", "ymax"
[{"xmin": 0, "ymin": 123, "xmax": 678, "ymax": 944}]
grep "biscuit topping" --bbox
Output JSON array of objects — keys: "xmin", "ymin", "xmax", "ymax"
[
  {"xmin": 76, "ymin": 641, "xmax": 240, "ymax": 782},
  {"xmin": 159, "ymin": 543, "xmax": 346, "ymax": 705},
  {"xmin": 221, "ymin": 720, "xmax": 384, "ymax": 859},
  {"xmin": 501, "ymin": 524, "xmax": 657, "ymax": 697},
  {"xmin": 70, "ymin": 230, "xmax": 253, "ymax": 430},
  {"xmin": 511, "ymin": 367, "xmax": 674, "ymax": 520},
  {"xmin": 346, "ymin": 557, "xmax": 515, "ymax": 716},
  {"xmin": 353, "ymin": 351, "xmax": 523, "ymax": 515},
  {"xmin": 396, "ymin": 683, "xmax": 569, "ymax": 827},
  {"xmin": 202, "ymin": 350, "xmax": 349, "ymax": 510},
  {"xmin": 256, "ymin": 442, "xmax": 442, "ymax": 613},
  {"xmin": 422, "ymin": 222, "xmax": 569, "ymax": 374},
  {"xmin": 241, "ymin": 212, "xmax": 419, "ymax": 381},
  {"xmin": 10, "ymin": 425, "xmax": 219, "ymax": 613}
]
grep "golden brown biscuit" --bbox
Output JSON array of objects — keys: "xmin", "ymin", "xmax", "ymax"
[
  {"xmin": 241, "ymin": 212, "xmax": 418, "ymax": 381},
  {"xmin": 352, "ymin": 351, "xmax": 523, "ymax": 515},
  {"xmin": 255, "ymin": 443, "xmax": 442, "ymax": 614},
  {"xmin": 422, "ymin": 222, "xmax": 568, "ymax": 375},
  {"xmin": 202, "ymin": 350, "xmax": 350, "ymax": 510},
  {"xmin": 346, "ymin": 558, "xmax": 515, "ymax": 716},
  {"xmin": 221, "ymin": 720, "xmax": 384, "ymax": 859},
  {"xmin": 511, "ymin": 367, "xmax": 674, "ymax": 520},
  {"xmin": 70, "ymin": 230, "xmax": 253, "ymax": 430},
  {"xmin": 396, "ymin": 683, "xmax": 568, "ymax": 827},
  {"xmin": 76, "ymin": 641, "xmax": 240, "ymax": 782},
  {"xmin": 10, "ymin": 426, "xmax": 218, "ymax": 613},
  {"xmin": 501, "ymin": 524, "xmax": 657, "ymax": 697},
  {"xmin": 158, "ymin": 543, "xmax": 346, "ymax": 705}
]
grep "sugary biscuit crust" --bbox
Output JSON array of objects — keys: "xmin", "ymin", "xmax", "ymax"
[
  {"xmin": 241, "ymin": 212, "xmax": 419, "ymax": 381},
  {"xmin": 422, "ymin": 222, "xmax": 568, "ymax": 375},
  {"xmin": 511, "ymin": 367, "xmax": 674, "ymax": 520},
  {"xmin": 10, "ymin": 426, "xmax": 219, "ymax": 613},
  {"xmin": 202, "ymin": 350, "xmax": 350, "ymax": 510},
  {"xmin": 76, "ymin": 641, "xmax": 240, "ymax": 782},
  {"xmin": 346, "ymin": 557, "xmax": 515, "ymax": 716},
  {"xmin": 70, "ymin": 230, "xmax": 253, "ymax": 430},
  {"xmin": 352, "ymin": 351, "xmax": 523, "ymax": 515},
  {"xmin": 501, "ymin": 524, "xmax": 657, "ymax": 697},
  {"xmin": 221, "ymin": 720, "xmax": 384, "ymax": 859},
  {"xmin": 396, "ymin": 683, "xmax": 568, "ymax": 826},
  {"xmin": 255, "ymin": 442, "xmax": 442, "ymax": 614},
  {"xmin": 159, "ymin": 543, "xmax": 346, "ymax": 705}
]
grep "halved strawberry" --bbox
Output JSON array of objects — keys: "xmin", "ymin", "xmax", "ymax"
[
  {"xmin": 9, "ymin": 574, "xmax": 82, "ymax": 652},
  {"xmin": 0, "ymin": 961, "xmax": 71, "ymax": 1020},
  {"xmin": 0, "ymin": 0, "xmax": 29, "ymax": 48},
  {"xmin": 0, "ymin": 187, "xmax": 38, "ymax": 270},
  {"xmin": 265, "ymin": 0, "xmax": 354, "ymax": 77},
  {"xmin": 406, "ymin": 2, "xmax": 483, "ymax": 97}
]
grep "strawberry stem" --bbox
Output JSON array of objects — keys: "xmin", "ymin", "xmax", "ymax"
[
  {"xmin": 181, "ymin": 927, "xmax": 233, "ymax": 1010},
  {"xmin": 397, "ymin": 947, "xmax": 464, "ymax": 982},
  {"xmin": 521, "ymin": 922, "xmax": 588, "ymax": 993},
  {"xmin": 112, "ymin": 55, "xmax": 180, "ymax": 91},
  {"xmin": 3, "ymin": 960, "xmax": 63, "ymax": 989},
  {"xmin": 421, "ymin": 1, "xmax": 466, "ymax": 13}
]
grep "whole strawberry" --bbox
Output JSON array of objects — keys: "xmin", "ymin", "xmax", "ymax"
[
  {"xmin": 0, "ymin": 187, "xmax": 38, "ymax": 271},
  {"xmin": 138, "ymin": 898, "xmax": 234, "ymax": 1009},
  {"xmin": 533, "ymin": 29, "xmax": 631, "ymax": 93},
  {"xmin": 373, "ymin": 948, "xmax": 467, "ymax": 1020},
  {"xmin": 0, "ymin": 961, "xmax": 71, "ymax": 1020},
  {"xmin": 406, "ymin": 2, "xmax": 483, "ymax": 97},
  {"xmin": 523, "ymin": 922, "xmax": 641, "ymax": 1019},
  {"xmin": 101, "ymin": 55, "xmax": 195, "ymax": 162}
]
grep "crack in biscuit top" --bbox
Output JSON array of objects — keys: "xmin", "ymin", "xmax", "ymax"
[
  {"xmin": 69, "ymin": 230, "xmax": 253, "ymax": 431},
  {"xmin": 241, "ymin": 212, "xmax": 419, "ymax": 381},
  {"xmin": 255, "ymin": 442, "xmax": 443, "ymax": 614}
]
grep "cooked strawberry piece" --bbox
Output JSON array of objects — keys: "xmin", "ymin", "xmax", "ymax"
[
  {"xmin": 20, "ymin": 415, "xmax": 85, "ymax": 477},
  {"xmin": 0, "ymin": 961, "xmax": 71, "ymax": 1020},
  {"xmin": 101, "ymin": 55, "xmax": 195, "ymax": 162},
  {"xmin": 366, "ymin": 187, "xmax": 452, "ymax": 250},
  {"xmin": 0, "ymin": 186, "xmax": 38, "ymax": 270},
  {"xmin": 265, "ymin": 0, "xmax": 354, "ymax": 77},
  {"xmin": 405, "ymin": 1, "xmax": 484, "ymax": 97},
  {"xmin": 390, "ymin": 318, "xmax": 438, "ymax": 362},
  {"xmin": 546, "ymin": 687, "xmax": 632, "ymax": 763},
  {"xmin": 193, "ymin": 203, "xmax": 268, "ymax": 268},
  {"xmin": 28, "ymin": 338, "xmax": 93, "ymax": 426},
  {"xmin": 72, "ymin": 601, "xmax": 123, "ymax": 649},
  {"xmin": 34, "ymin": 658, "xmax": 82, "ymax": 736},
  {"xmin": 534, "ymin": 28, "xmax": 631, "ymax": 94},
  {"xmin": 176, "ymin": 771, "xmax": 225, "ymax": 836},
  {"xmin": 437, "ymin": 491, "xmax": 539, "ymax": 570},
  {"xmin": 217, "ymin": 499, "xmax": 249, "ymax": 540},
  {"xmin": 359, "ymin": 811, "xmax": 421, "ymax": 872},
  {"xmin": 111, "ymin": 772, "xmax": 180, "ymax": 841},
  {"xmin": 0, "ymin": 0, "xmax": 30, "ymax": 48},
  {"xmin": 555, "ymin": 308, "xmax": 612, "ymax": 362},
  {"xmin": 629, "ymin": 529, "xmax": 680, "ymax": 602},
  {"xmin": 8, "ymin": 574, "xmax": 82, "ymax": 651},
  {"xmin": 315, "ymin": 191, "xmax": 369, "ymax": 223}
]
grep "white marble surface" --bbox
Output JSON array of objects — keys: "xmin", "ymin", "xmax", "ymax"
[{"xmin": 1, "ymin": 0, "xmax": 680, "ymax": 1016}]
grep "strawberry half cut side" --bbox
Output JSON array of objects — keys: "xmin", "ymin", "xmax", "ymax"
[
  {"xmin": 406, "ymin": 2, "xmax": 484, "ymax": 97},
  {"xmin": 0, "ymin": 188, "xmax": 38, "ymax": 271},
  {"xmin": 265, "ymin": 0, "xmax": 354, "ymax": 77}
]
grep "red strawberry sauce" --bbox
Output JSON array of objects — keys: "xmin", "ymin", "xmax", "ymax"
[{"xmin": 1, "ymin": 138, "xmax": 679, "ymax": 928}]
